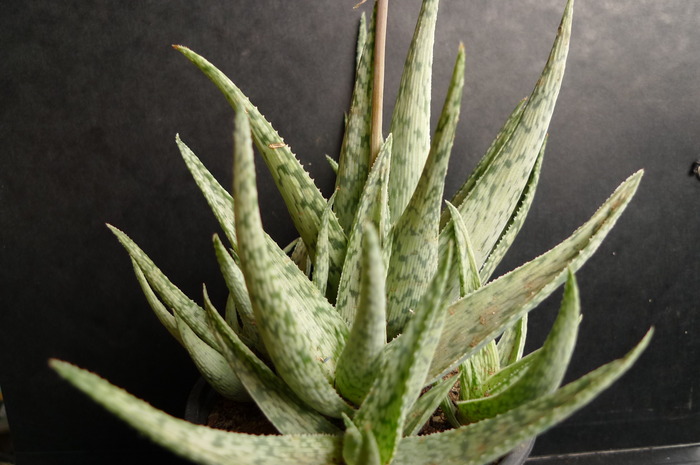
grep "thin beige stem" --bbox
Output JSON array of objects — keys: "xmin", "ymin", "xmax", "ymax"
[{"xmin": 370, "ymin": 0, "xmax": 389, "ymax": 164}]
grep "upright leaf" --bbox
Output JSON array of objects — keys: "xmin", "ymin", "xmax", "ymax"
[
  {"xmin": 232, "ymin": 110, "xmax": 351, "ymax": 418},
  {"xmin": 439, "ymin": 0, "xmax": 573, "ymax": 270},
  {"xmin": 336, "ymin": 136, "xmax": 393, "ymax": 324},
  {"xmin": 353, "ymin": 246, "xmax": 452, "ymax": 465},
  {"xmin": 335, "ymin": 7, "xmax": 376, "ymax": 233},
  {"xmin": 479, "ymin": 137, "xmax": 546, "ymax": 283},
  {"xmin": 313, "ymin": 193, "xmax": 336, "ymax": 296},
  {"xmin": 50, "ymin": 360, "xmax": 343, "ymax": 465},
  {"xmin": 386, "ymin": 43, "xmax": 465, "ymax": 338},
  {"xmin": 212, "ymin": 235, "xmax": 264, "ymax": 355},
  {"xmin": 439, "ymin": 98, "xmax": 528, "ymax": 229},
  {"xmin": 387, "ymin": 0, "xmax": 439, "ymax": 220},
  {"xmin": 335, "ymin": 227, "xmax": 387, "ymax": 405}
]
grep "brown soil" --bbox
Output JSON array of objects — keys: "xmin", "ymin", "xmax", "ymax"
[{"xmin": 206, "ymin": 397, "xmax": 279, "ymax": 435}]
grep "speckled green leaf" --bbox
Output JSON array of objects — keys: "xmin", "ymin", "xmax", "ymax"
[
  {"xmin": 232, "ymin": 110, "xmax": 352, "ymax": 418},
  {"xmin": 386, "ymin": 43, "xmax": 465, "ymax": 338},
  {"xmin": 336, "ymin": 135, "xmax": 392, "ymax": 324},
  {"xmin": 130, "ymin": 259, "xmax": 181, "ymax": 344},
  {"xmin": 326, "ymin": 154, "xmax": 339, "ymax": 175},
  {"xmin": 50, "ymin": 360, "xmax": 343, "ymax": 464},
  {"xmin": 336, "ymin": 227, "xmax": 387, "ymax": 405},
  {"xmin": 403, "ymin": 377, "xmax": 457, "ymax": 436},
  {"xmin": 176, "ymin": 135, "xmax": 238, "ymax": 250},
  {"xmin": 388, "ymin": 0, "xmax": 439, "ymax": 221},
  {"xmin": 355, "ymin": 12, "xmax": 368, "ymax": 70},
  {"xmin": 458, "ymin": 341, "xmax": 499, "ymax": 401},
  {"xmin": 175, "ymin": 45, "xmax": 347, "ymax": 295},
  {"xmin": 439, "ymin": 0, "xmax": 572, "ymax": 271},
  {"xmin": 179, "ymin": 136, "xmax": 318, "ymax": 302},
  {"xmin": 202, "ymin": 288, "xmax": 341, "ymax": 434},
  {"xmin": 342, "ymin": 414, "xmax": 382, "ymax": 465},
  {"xmin": 212, "ymin": 235, "xmax": 264, "ymax": 355},
  {"xmin": 480, "ymin": 137, "xmax": 546, "ymax": 283},
  {"xmin": 456, "ymin": 270, "xmax": 580, "ymax": 422},
  {"xmin": 109, "ymin": 225, "xmax": 216, "ymax": 348},
  {"xmin": 392, "ymin": 329, "xmax": 653, "ymax": 465},
  {"xmin": 445, "ymin": 201, "xmax": 481, "ymax": 296},
  {"xmin": 174, "ymin": 312, "xmax": 249, "ymax": 401},
  {"xmin": 335, "ymin": 8, "xmax": 376, "ymax": 234},
  {"xmin": 483, "ymin": 349, "xmax": 539, "ymax": 396},
  {"xmin": 428, "ymin": 170, "xmax": 643, "ymax": 381},
  {"xmin": 354, "ymin": 246, "xmax": 452, "ymax": 465},
  {"xmin": 497, "ymin": 314, "xmax": 528, "ymax": 367},
  {"xmin": 313, "ymin": 193, "xmax": 336, "ymax": 296},
  {"xmin": 439, "ymin": 98, "xmax": 528, "ymax": 229},
  {"xmin": 224, "ymin": 294, "xmax": 240, "ymax": 334}
]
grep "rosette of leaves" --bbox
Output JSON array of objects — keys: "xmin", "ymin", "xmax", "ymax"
[{"xmin": 51, "ymin": 0, "xmax": 652, "ymax": 464}]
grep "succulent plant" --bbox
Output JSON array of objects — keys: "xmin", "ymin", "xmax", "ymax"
[{"xmin": 50, "ymin": 0, "xmax": 652, "ymax": 464}]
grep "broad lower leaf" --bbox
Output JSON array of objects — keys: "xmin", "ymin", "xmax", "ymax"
[
  {"xmin": 392, "ymin": 329, "xmax": 653, "ymax": 465},
  {"xmin": 386, "ymin": 43, "xmax": 465, "ymax": 338},
  {"xmin": 354, "ymin": 246, "xmax": 453, "ymax": 465},
  {"xmin": 232, "ymin": 110, "xmax": 352, "ymax": 418},
  {"xmin": 50, "ymin": 360, "xmax": 343, "ymax": 465},
  {"xmin": 202, "ymin": 288, "xmax": 341, "ymax": 434},
  {"xmin": 428, "ymin": 170, "xmax": 643, "ymax": 381},
  {"xmin": 388, "ymin": 0, "xmax": 439, "ymax": 220},
  {"xmin": 175, "ymin": 45, "xmax": 347, "ymax": 295},
  {"xmin": 335, "ymin": 227, "xmax": 387, "ymax": 405},
  {"xmin": 456, "ymin": 269, "xmax": 580, "ymax": 422}
]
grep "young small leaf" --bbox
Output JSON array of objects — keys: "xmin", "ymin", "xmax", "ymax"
[{"xmin": 392, "ymin": 329, "xmax": 653, "ymax": 465}]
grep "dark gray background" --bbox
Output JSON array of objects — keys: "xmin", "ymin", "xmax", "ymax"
[{"xmin": 1, "ymin": 1, "xmax": 698, "ymax": 463}]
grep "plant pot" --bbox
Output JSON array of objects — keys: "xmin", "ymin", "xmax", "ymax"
[{"xmin": 185, "ymin": 378, "xmax": 535, "ymax": 464}]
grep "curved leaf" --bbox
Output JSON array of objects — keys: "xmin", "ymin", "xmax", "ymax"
[
  {"xmin": 428, "ymin": 170, "xmax": 643, "ymax": 381},
  {"xmin": 202, "ymin": 288, "xmax": 341, "ymax": 434},
  {"xmin": 175, "ymin": 45, "xmax": 347, "ymax": 295},
  {"xmin": 232, "ymin": 110, "xmax": 351, "ymax": 418},
  {"xmin": 50, "ymin": 360, "xmax": 343, "ymax": 465}
]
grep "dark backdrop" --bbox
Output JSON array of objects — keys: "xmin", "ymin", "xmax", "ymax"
[{"xmin": 2, "ymin": 1, "xmax": 699, "ymax": 464}]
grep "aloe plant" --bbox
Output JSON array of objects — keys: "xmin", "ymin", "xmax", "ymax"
[{"xmin": 50, "ymin": 0, "xmax": 652, "ymax": 464}]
